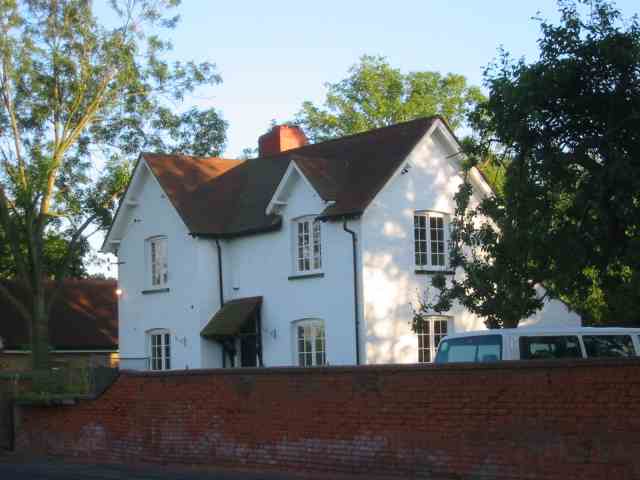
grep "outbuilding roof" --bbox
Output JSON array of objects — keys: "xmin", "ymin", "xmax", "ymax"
[
  {"xmin": 142, "ymin": 116, "xmax": 441, "ymax": 238},
  {"xmin": 0, "ymin": 279, "xmax": 118, "ymax": 351}
]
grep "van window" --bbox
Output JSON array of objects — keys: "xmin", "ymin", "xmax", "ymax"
[
  {"xmin": 519, "ymin": 336, "xmax": 582, "ymax": 360},
  {"xmin": 583, "ymin": 335, "xmax": 635, "ymax": 358},
  {"xmin": 435, "ymin": 335, "xmax": 502, "ymax": 364}
]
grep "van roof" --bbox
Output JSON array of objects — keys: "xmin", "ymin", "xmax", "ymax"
[{"xmin": 443, "ymin": 326, "xmax": 640, "ymax": 340}]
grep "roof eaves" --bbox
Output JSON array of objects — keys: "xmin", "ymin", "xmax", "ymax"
[
  {"xmin": 192, "ymin": 217, "xmax": 283, "ymax": 239},
  {"xmin": 317, "ymin": 209, "xmax": 363, "ymax": 221},
  {"xmin": 101, "ymin": 153, "xmax": 144, "ymax": 253}
]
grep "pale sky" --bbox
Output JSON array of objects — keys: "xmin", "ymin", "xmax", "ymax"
[
  {"xmin": 134, "ymin": 0, "xmax": 638, "ymax": 157},
  {"xmin": 90, "ymin": 0, "xmax": 639, "ymax": 276}
]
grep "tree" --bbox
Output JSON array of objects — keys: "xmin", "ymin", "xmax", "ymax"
[
  {"xmin": 422, "ymin": 0, "xmax": 640, "ymax": 328},
  {"xmin": 295, "ymin": 55, "xmax": 485, "ymax": 142},
  {"xmin": 0, "ymin": 227, "xmax": 88, "ymax": 279},
  {"xmin": 0, "ymin": 0, "xmax": 226, "ymax": 369}
]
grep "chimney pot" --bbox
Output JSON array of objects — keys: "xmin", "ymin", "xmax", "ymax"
[{"xmin": 258, "ymin": 125, "xmax": 308, "ymax": 157}]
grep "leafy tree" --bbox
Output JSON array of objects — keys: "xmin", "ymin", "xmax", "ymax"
[
  {"xmin": 0, "ymin": 227, "xmax": 88, "ymax": 279},
  {"xmin": 422, "ymin": 0, "xmax": 640, "ymax": 328},
  {"xmin": 0, "ymin": 0, "xmax": 225, "ymax": 369},
  {"xmin": 295, "ymin": 55, "xmax": 485, "ymax": 142}
]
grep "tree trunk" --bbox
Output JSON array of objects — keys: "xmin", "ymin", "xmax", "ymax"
[{"xmin": 30, "ymin": 288, "xmax": 50, "ymax": 370}]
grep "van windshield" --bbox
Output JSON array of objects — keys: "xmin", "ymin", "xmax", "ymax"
[{"xmin": 435, "ymin": 335, "xmax": 502, "ymax": 364}]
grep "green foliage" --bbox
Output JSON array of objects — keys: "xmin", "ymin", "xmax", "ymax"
[
  {"xmin": 0, "ymin": 0, "xmax": 226, "ymax": 369},
  {"xmin": 425, "ymin": 0, "xmax": 640, "ymax": 328},
  {"xmin": 295, "ymin": 55, "xmax": 485, "ymax": 142},
  {"xmin": 0, "ymin": 227, "xmax": 88, "ymax": 279}
]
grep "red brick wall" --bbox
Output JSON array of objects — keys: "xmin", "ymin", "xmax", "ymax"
[{"xmin": 13, "ymin": 360, "xmax": 640, "ymax": 479}]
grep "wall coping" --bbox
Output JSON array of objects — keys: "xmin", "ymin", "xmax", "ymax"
[{"xmin": 120, "ymin": 357, "xmax": 640, "ymax": 378}]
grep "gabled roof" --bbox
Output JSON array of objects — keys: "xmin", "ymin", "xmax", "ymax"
[
  {"xmin": 119, "ymin": 116, "xmax": 444, "ymax": 238},
  {"xmin": 0, "ymin": 279, "xmax": 118, "ymax": 351}
]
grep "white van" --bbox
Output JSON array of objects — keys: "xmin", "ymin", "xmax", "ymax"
[{"xmin": 434, "ymin": 327, "xmax": 640, "ymax": 364}]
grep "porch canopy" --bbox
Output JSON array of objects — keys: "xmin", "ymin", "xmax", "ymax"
[{"xmin": 200, "ymin": 296, "xmax": 263, "ymax": 339}]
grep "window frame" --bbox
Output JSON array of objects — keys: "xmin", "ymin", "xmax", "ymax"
[
  {"xmin": 147, "ymin": 329, "xmax": 171, "ymax": 371},
  {"xmin": 292, "ymin": 319, "xmax": 327, "ymax": 367},
  {"xmin": 292, "ymin": 215, "xmax": 323, "ymax": 275},
  {"xmin": 416, "ymin": 315, "xmax": 451, "ymax": 363},
  {"xmin": 414, "ymin": 210, "xmax": 450, "ymax": 271},
  {"xmin": 145, "ymin": 235, "xmax": 169, "ymax": 288}
]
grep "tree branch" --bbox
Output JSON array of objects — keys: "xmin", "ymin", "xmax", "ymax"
[
  {"xmin": 46, "ymin": 213, "xmax": 99, "ymax": 313},
  {"xmin": 0, "ymin": 183, "xmax": 30, "ymax": 287},
  {"xmin": 41, "ymin": 70, "xmax": 116, "ymax": 220},
  {"xmin": 0, "ymin": 281, "xmax": 30, "ymax": 323},
  {"xmin": 0, "ymin": 49, "xmax": 26, "ymax": 190}
]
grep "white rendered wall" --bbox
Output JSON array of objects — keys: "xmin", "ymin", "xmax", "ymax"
[
  {"xmin": 116, "ymin": 164, "xmax": 222, "ymax": 370},
  {"xmin": 360, "ymin": 127, "xmax": 580, "ymax": 365},
  {"xmin": 117, "ymin": 129, "xmax": 580, "ymax": 371},
  {"xmin": 221, "ymin": 169, "xmax": 359, "ymax": 367}
]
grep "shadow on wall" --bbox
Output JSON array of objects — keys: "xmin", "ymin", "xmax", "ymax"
[{"xmin": 364, "ymin": 149, "xmax": 486, "ymax": 364}]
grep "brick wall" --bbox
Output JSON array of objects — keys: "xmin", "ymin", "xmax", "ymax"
[
  {"xmin": 0, "ymin": 352, "xmax": 118, "ymax": 372},
  {"xmin": 0, "ymin": 374, "xmax": 23, "ymax": 450},
  {"xmin": 13, "ymin": 360, "xmax": 640, "ymax": 479}
]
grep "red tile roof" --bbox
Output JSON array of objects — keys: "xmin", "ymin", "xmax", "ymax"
[
  {"xmin": 142, "ymin": 116, "xmax": 440, "ymax": 237},
  {"xmin": 0, "ymin": 279, "xmax": 118, "ymax": 351}
]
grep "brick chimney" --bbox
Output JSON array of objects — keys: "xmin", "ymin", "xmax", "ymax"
[{"xmin": 258, "ymin": 125, "xmax": 308, "ymax": 157}]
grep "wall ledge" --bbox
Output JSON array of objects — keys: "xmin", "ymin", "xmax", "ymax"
[{"xmin": 119, "ymin": 357, "xmax": 640, "ymax": 378}]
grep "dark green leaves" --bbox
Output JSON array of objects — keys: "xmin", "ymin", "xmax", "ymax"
[{"xmin": 427, "ymin": 0, "xmax": 640, "ymax": 328}]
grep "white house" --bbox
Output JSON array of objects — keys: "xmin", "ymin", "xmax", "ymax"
[{"xmin": 103, "ymin": 116, "xmax": 580, "ymax": 370}]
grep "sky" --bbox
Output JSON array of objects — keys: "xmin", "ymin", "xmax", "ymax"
[
  {"xmin": 90, "ymin": 0, "xmax": 639, "ymax": 275},
  {"xmin": 123, "ymin": 0, "xmax": 637, "ymax": 157}
]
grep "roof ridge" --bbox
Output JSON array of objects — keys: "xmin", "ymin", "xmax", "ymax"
[
  {"xmin": 141, "ymin": 152, "xmax": 243, "ymax": 163},
  {"xmin": 254, "ymin": 115, "xmax": 440, "ymax": 160}
]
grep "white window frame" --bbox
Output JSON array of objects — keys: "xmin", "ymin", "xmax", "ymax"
[
  {"xmin": 146, "ymin": 236, "xmax": 168, "ymax": 288},
  {"xmin": 292, "ymin": 216, "xmax": 323, "ymax": 274},
  {"xmin": 292, "ymin": 319, "xmax": 326, "ymax": 367},
  {"xmin": 414, "ymin": 211, "xmax": 450, "ymax": 271},
  {"xmin": 416, "ymin": 316, "xmax": 451, "ymax": 363},
  {"xmin": 147, "ymin": 329, "xmax": 171, "ymax": 371}
]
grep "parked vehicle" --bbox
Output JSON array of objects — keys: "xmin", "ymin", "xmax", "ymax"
[{"xmin": 434, "ymin": 327, "xmax": 640, "ymax": 364}]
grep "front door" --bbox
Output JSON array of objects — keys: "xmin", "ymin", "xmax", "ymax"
[{"xmin": 240, "ymin": 335, "xmax": 257, "ymax": 367}]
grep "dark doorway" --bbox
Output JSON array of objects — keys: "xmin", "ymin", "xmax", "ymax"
[
  {"xmin": 240, "ymin": 335, "xmax": 258, "ymax": 367},
  {"xmin": 239, "ymin": 316, "xmax": 258, "ymax": 367}
]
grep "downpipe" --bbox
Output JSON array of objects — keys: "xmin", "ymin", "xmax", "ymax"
[{"xmin": 343, "ymin": 219, "xmax": 361, "ymax": 365}]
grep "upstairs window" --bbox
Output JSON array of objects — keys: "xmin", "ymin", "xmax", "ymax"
[
  {"xmin": 416, "ymin": 315, "xmax": 450, "ymax": 363},
  {"xmin": 294, "ymin": 216, "xmax": 322, "ymax": 273},
  {"xmin": 294, "ymin": 320, "xmax": 326, "ymax": 367},
  {"xmin": 148, "ymin": 329, "xmax": 171, "ymax": 371},
  {"xmin": 414, "ymin": 211, "xmax": 449, "ymax": 270},
  {"xmin": 147, "ymin": 236, "xmax": 168, "ymax": 287}
]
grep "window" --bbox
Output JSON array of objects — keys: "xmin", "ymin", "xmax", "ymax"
[
  {"xmin": 147, "ymin": 236, "xmax": 168, "ymax": 287},
  {"xmin": 414, "ymin": 211, "xmax": 449, "ymax": 269},
  {"xmin": 519, "ymin": 336, "xmax": 582, "ymax": 360},
  {"xmin": 416, "ymin": 316, "xmax": 450, "ymax": 363},
  {"xmin": 148, "ymin": 330, "xmax": 171, "ymax": 371},
  {"xmin": 582, "ymin": 335, "xmax": 636, "ymax": 358},
  {"xmin": 294, "ymin": 320, "xmax": 326, "ymax": 366},
  {"xmin": 435, "ymin": 335, "xmax": 503, "ymax": 364},
  {"xmin": 294, "ymin": 217, "xmax": 322, "ymax": 273}
]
